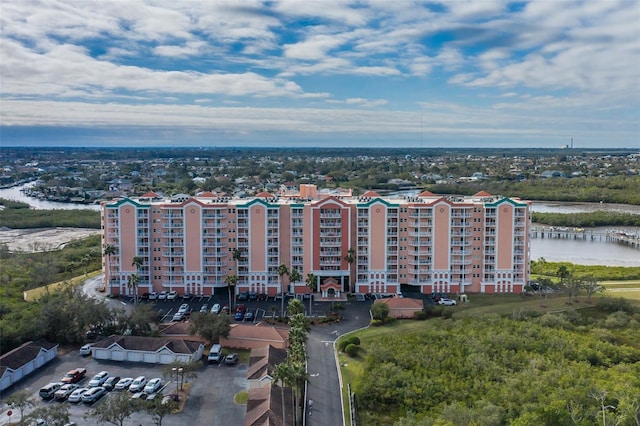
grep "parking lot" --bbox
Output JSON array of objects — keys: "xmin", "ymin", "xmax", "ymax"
[
  {"xmin": 0, "ymin": 346, "xmax": 249, "ymax": 426},
  {"xmin": 132, "ymin": 289, "xmax": 319, "ymax": 323}
]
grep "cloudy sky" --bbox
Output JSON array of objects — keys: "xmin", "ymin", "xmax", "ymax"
[{"xmin": 1, "ymin": 0, "xmax": 639, "ymax": 148}]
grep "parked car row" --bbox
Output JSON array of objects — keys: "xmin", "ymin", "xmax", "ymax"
[{"xmin": 39, "ymin": 370, "xmax": 163, "ymax": 404}]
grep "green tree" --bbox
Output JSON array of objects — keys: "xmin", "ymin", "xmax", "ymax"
[
  {"xmin": 188, "ymin": 312, "xmax": 231, "ymax": 344},
  {"xmin": 288, "ymin": 298, "xmax": 305, "ymax": 316},
  {"xmin": 85, "ymin": 391, "xmax": 140, "ymax": 426},
  {"xmin": 26, "ymin": 404, "xmax": 70, "ymax": 426},
  {"xmin": 278, "ymin": 264, "xmax": 290, "ymax": 315},
  {"xmin": 145, "ymin": 393, "xmax": 177, "ymax": 426},
  {"xmin": 582, "ymin": 275, "xmax": 604, "ymax": 303},
  {"xmin": 5, "ymin": 389, "xmax": 34, "ymax": 426},
  {"xmin": 371, "ymin": 302, "xmax": 390, "ymax": 321},
  {"xmin": 305, "ymin": 272, "xmax": 317, "ymax": 293},
  {"xmin": 131, "ymin": 255, "xmax": 144, "ymax": 304},
  {"xmin": 343, "ymin": 248, "xmax": 356, "ymax": 293},
  {"xmin": 289, "ymin": 268, "xmax": 302, "ymax": 290},
  {"xmin": 225, "ymin": 274, "xmax": 237, "ymax": 312}
]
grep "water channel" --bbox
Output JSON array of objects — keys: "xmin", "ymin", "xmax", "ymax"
[{"xmin": 0, "ymin": 184, "xmax": 638, "ymax": 266}]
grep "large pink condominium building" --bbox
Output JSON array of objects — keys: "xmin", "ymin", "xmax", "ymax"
[{"xmin": 102, "ymin": 185, "xmax": 531, "ymax": 298}]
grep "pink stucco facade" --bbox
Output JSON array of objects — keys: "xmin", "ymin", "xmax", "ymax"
[{"xmin": 102, "ymin": 188, "xmax": 531, "ymax": 297}]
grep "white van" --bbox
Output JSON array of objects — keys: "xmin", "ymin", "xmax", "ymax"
[{"xmin": 207, "ymin": 344, "xmax": 222, "ymax": 364}]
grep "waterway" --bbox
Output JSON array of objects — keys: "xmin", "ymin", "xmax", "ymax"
[{"xmin": 0, "ymin": 184, "xmax": 638, "ymax": 266}]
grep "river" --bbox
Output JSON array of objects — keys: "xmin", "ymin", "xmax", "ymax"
[{"xmin": 0, "ymin": 184, "xmax": 638, "ymax": 266}]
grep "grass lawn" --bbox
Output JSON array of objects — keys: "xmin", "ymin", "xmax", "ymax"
[{"xmin": 23, "ymin": 270, "xmax": 101, "ymax": 302}]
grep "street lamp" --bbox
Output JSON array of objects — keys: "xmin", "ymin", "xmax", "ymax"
[
  {"xmin": 172, "ymin": 367, "xmax": 179, "ymax": 401},
  {"xmin": 178, "ymin": 367, "xmax": 184, "ymax": 391}
]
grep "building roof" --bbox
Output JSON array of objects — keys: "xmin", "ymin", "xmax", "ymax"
[
  {"xmin": 140, "ymin": 191, "xmax": 161, "ymax": 198},
  {"xmin": 417, "ymin": 190, "xmax": 436, "ymax": 197},
  {"xmin": 0, "ymin": 339, "xmax": 58, "ymax": 376},
  {"xmin": 91, "ymin": 335, "xmax": 202, "ymax": 355},
  {"xmin": 255, "ymin": 191, "xmax": 275, "ymax": 198},
  {"xmin": 361, "ymin": 190, "xmax": 380, "ymax": 197},
  {"xmin": 473, "ymin": 190, "xmax": 492, "ymax": 197},
  {"xmin": 245, "ymin": 384, "xmax": 294, "ymax": 426},
  {"xmin": 228, "ymin": 323, "xmax": 289, "ymax": 345},
  {"xmin": 247, "ymin": 345, "xmax": 288, "ymax": 380},
  {"xmin": 376, "ymin": 297, "xmax": 424, "ymax": 310}
]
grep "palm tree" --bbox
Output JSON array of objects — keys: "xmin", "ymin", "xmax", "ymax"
[
  {"xmin": 305, "ymin": 273, "xmax": 317, "ymax": 293},
  {"xmin": 343, "ymin": 248, "xmax": 356, "ymax": 293},
  {"xmin": 224, "ymin": 274, "xmax": 237, "ymax": 312},
  {"xmin": 278, "ymin": 264, "xmax": 290, "ymax": 316},
  {"xmin": 289, "ymin": 268, "xmax": 302, "ymax": 293},
  {"xmin": 288, "ymin": 298, "xmax": 305, "ymax": 316},
  {"xmin": 127, "ymin": 273, "xmax": 140, "ymax": 305},
  {"xmin": 131, "ymin": 256, "xmax": 144, "ymax": 304},
  {"xmin": 231, "ymin": 247, "xmax": 242, "ymax": 276},
  {"xmin": 103, "ymin": 244, "xmax": 116, "ymax": 291},
  {"xmin": 556, "ymin": 265, "xmax": 572, "ymax": 299}
]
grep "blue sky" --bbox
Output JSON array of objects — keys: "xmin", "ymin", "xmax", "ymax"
[{"xmin": 1, "ymin": 0, "xmax": 639, "ymax": 148}]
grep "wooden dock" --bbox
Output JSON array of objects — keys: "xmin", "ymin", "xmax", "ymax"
[{"xmin": 531, "ymin": 226, "xmax": 640, "ymax": 250}]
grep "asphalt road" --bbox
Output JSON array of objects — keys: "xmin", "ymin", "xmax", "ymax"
[{"xmin": 306, "ymin": 300, "xmax": 372, "ymax": 426}]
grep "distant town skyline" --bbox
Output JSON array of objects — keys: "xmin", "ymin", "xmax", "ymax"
[{"xmin": 1, "ymin": 1, "xmax": 639, "ymax": 149}]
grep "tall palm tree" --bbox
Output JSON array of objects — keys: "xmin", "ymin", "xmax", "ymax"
[
  {"xmin": 278, "ymin": 264, "xmax": 290, "ymax": 316},
  {"xmin": 128, "ymin": 273, "xmax": 140, "ymax": 305},
  {"xmin": 305, "ymin": 273, "xmax": 317, "ymax": 293},
  {"xmin": 343, "ymin": 248, "xmax": 356, "ymax": 293},
  {"xmin": 289, "ymin": 268, "xmax": 302, "ymax": 293},
  {"xmin": 103, "ymin": 244, "xmax": 116, "ymax": 291},
  {"xmin": 131, "ymin": 256, "xmax": 144, "ymax": 304},
  {"xmin": 288, "ymin": 298, "xmax": 305, "ymax": 316},
  {"xmin": 224, "ymin": 274, "xmax": 237, "ymax": 312}
]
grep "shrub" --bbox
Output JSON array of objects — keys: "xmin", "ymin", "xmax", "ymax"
[
  {"xmin": 338, "ymin": 336, "xmax": 360, "ymax": 351},
  {"xmin": 441, "ymin": 309, "xmax": 454, "ymax": 319},
  {"xmin": 370, "ymin": 319, "xmax": 383, "ymax": 327},
  {"xmin": 344, "ymin": 343, "xmax": 359, "ymax": 357},
  {"xmin": 414, "ymin": 311, "xmax": 427, "ymax": 321}
]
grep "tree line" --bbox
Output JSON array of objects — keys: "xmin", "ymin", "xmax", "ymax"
[{"xmin": 0, "ymin": 198, "xmax": 101, "ymax": 229}]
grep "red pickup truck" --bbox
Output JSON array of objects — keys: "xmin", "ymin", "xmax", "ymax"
[{"xmin": 61, "ymin": 368, "xmax": 86, "ymax": 384}]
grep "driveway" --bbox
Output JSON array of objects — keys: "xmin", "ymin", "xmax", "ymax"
[{"xmin": 306, "ymin": 300, "xmax": 372, "ymax": 426}]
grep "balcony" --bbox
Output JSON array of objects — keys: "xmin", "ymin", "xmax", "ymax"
[
  {"xmin": 203, "ymin": 261, "xmax": 227, "ymax": 267},
  {"xmin": 409, "ymin": 231, "xmax": 431, "ymax": 237},
  {"xmin": 163, "ymin": 232, "xmax": 184, "ymax": 238},
  {"xmin": 410, "ymin": 249, "xmax": 432, "ymax": 256},
  {"xmin": 202, "ymin": 242, "xmax": 227, "ymax": 248},
  {"xmin": 162, "ymin": 251, "xmax": 184, "ymax": 257},
  {"xmin": 162, "ymin": 214, "xmax": 183, "ymax": 219},
  {"xmin": 162, "ymin": 261, "xmax": 184, "ymax": 267},
  {"xmin": 320, "ymin": 212, "xmax": 342, "ymax": 218}
]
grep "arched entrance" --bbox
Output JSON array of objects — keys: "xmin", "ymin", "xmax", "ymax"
[{"xmin": 320, "ymin": 277, "xmax": 341, "ymax": 298}]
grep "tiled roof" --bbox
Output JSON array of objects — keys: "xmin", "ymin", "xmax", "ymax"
[
  {"xmin": 361, "ymin": 190, "xmax": 380, "ymax": 197},
  {"xmin": 0, "ymin": 339, "xmax": 57, "ymax": 374},
  {"xmin": 228, "ymin": 323, "xmax": 289, "ymax": 343},
  {"xmin": 141, "ymin": 191, "xmax": 161, "ymax": 198},
  {"xmin": 255, "ymin": 191, "xmax": 274, "ymax": 198},
  {"xmin": 376, "ymin": 297, "xmax": 423, "ymax": 310},
  {"xmin": 245, "ymin": 384, "xmax": 294, "ymax": 426},
  {"xmin": 91, "ymin": 335, "xmax": 202, "ymax": 355},
  {"xmin": 474, "ymin": 190, "xmax": 492, "ymax": 197},
  {"xmin": 247, "ymin": 345, "xmax": 288, "ymax": 380},
  {"xmin": 418, "ymin": 190, "xmax": 436, "ymax": 197}
]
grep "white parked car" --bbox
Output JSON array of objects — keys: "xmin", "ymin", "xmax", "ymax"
[
  {"xmin": 143, "ymin": 378, "xmax": 162, "ymax": 394},
  {"xmin": 114, "ymin": 377, "xmax": 133, "ymax": 391},
  {"xmin": 67, "ymin": 387, "xmax": 89, "ymax": 403},
  {"xmin": 178, "ymin": 303, "xmax": 190, "ymax": 314},
  {"xmin": 88, "ymin": 371, "xmax": 110, "ymax": 387},
  {"xmin": 148, "ymin": 292, "xmax": 159, "ymax": 300},
  {"xmin": 79, "ymin": 343, "xmax": 92, "ymax": 356},
  {"xmin": 210, "ymin": 303, "xmax": 221, "ymax": 314},
  {"xmin": 167, "ymin": 291, "xmax": 178, "ymax": 300},
  {"xmin": 129, "ymin": 376, "xmax": 147, "ymax": 392},
  {"xmin": 438, "ymin": 298, "xmax": 457, "ymax": 306},
  {"xmin": 158, "ymin": 291, "xmax": 168, "ymax": 300},
  {"xmin": 82, "ymin": 386, "xmax": 106, "ymax": 404},
  {"xmin": 172, "ymin": 312, "xmax": 185, "ymax": 322}
]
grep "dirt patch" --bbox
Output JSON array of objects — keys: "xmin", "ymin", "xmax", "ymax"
[{"xmin": 0, "ymin": 227, "xmax": 101, "ymax": 252}]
